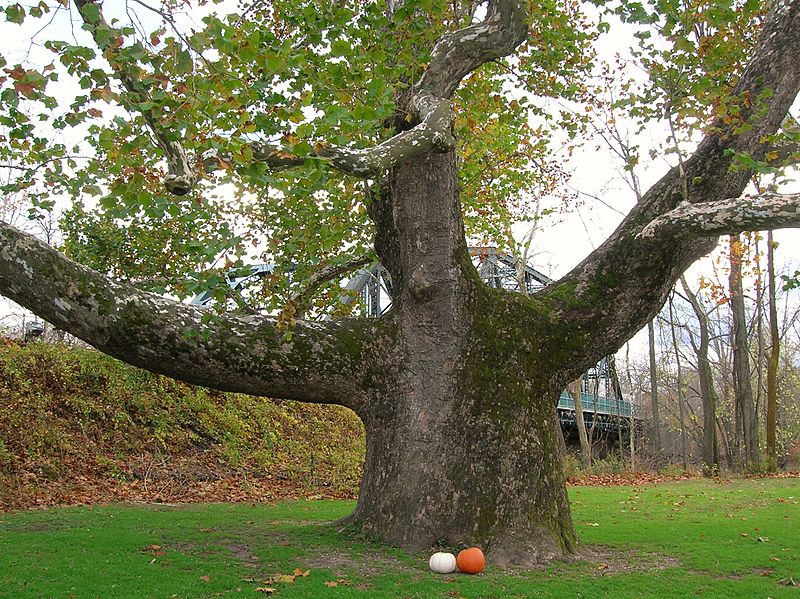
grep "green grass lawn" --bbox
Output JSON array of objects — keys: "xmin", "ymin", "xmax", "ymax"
[{"xmin": 1, "ymin": 478, "xmax": 798, "ymax": 598}]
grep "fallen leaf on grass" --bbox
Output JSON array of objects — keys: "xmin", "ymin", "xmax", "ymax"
[
  {"xmin": 199, "ymin": 575, "xmax": 210, "ymax": 582},
  {"xmin": 255, "ymin": 587, "xmax": 276, "ymax": 594},
  {"xmin": 263, "ymin": 573, "xmax": 298, "ymax": 585},
  {"xmin": 325, "ymin": 579, "xmax": 351, "ymax": 587},
  {"xmin": 778, "ymin": 577, "xmax": 797, "ymax": 586},
  {"xmin": 597, "ymin": 563, "xmax": 609, "ymax": 570},
  {"xmin": 293, "ymin": 568, "xmax": 310, "ymax": 577},
  {"xmin": 140, "ymin": 545, "xmax": 165, "ymax": 556}
]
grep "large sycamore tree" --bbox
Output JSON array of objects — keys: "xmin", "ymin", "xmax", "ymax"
[{"xmin": 1, "ymin": 0, "xmax": 799, "ymax": 564}]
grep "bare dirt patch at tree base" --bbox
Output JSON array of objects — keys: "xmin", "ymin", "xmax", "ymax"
[{"xmin": 583, "ymin": 545, "xmax": 682, "ymax": 574}]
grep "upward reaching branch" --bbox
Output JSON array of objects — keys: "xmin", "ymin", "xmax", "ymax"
[
  {"xmin": 74, "ymin": 0, "xmax": 197, "ymax": 195},
  {"xmin": 417, "ymin": 0, "xmax": 528, "ymax": 97},
  {"xmin": 540, "ymin": 0, "xmax": 800, "ymax": 380}
]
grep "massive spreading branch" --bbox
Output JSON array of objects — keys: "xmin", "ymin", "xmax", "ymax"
[{"xmin": 0, "ymin": 220, "xmax": 376, "ymax": 412}]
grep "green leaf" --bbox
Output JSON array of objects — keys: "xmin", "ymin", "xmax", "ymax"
[
  {"xmin": 4, "ymin": 4, "xmax": 25, "ymax": 24},
  {"xmin": 78, "ymin": 2, "xmax": 100, "ymax": 23}
]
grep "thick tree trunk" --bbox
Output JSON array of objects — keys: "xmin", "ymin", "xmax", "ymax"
[
  {"xmin": 351, "ymin": 352, "xmax": 576, "ymax": 564},
  {"xmin": 348, "ymin": 151, "xmax": 577, "ymax": 564}
]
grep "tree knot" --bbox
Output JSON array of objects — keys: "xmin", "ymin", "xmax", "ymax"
[{"xmin": 408, "ymin": 264, "xmax": 435, "ymax": 301}]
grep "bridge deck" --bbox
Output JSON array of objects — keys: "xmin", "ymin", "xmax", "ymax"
[{"xmin": 558, "ymin": 390, "xmax": 637, "ymax": 418}]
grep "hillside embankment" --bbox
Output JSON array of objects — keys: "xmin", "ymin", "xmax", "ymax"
[{"xmin": 0, "ymin": 337, "xmax": 365, "ymax": 510}]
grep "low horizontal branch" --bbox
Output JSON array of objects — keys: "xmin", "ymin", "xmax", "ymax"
[
  {"xmin": 0, "ymin": 220, "xmax": 379, "ymax": 411},
  {"xmin": 636, "ymin": 193, "xmax": 800, "ymax": 241}
]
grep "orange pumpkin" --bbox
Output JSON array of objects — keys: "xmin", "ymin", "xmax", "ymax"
[{"xmin": 456, "ymin": 547, "xmax": 485, "ymax": 574}]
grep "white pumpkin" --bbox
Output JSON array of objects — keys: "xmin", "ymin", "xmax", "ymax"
[{"xmin": 429, "ymin": 551, "xmax": 457, "ymax": 574}]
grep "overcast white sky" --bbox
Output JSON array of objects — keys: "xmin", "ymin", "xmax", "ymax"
[{"xmin": 1, "ymin": 2, "xmax": 798, "ymax": 362}]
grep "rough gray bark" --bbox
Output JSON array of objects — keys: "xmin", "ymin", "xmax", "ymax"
[
  {"xmin": 344, "ymin": 150, "xmax": 576, "ymax": 564},
  {"xmin": 0, "ymin": 222, "xmax": 375, "ymax": 411},
  {"xmin": 728, "ymin": 234, "xmax": 759, "ymax": 470},
  {"xmin": 681, "ymin": 276, "xmax": 720, "ymax": 476},
  {"xmin": 1, "ymin": 0, "xmax": 799, "ymax": 565}
]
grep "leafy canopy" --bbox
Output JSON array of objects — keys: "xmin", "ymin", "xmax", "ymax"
[{"xmin": 1, "ymin": 0, "xmax": 785, "ymax": 310}]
